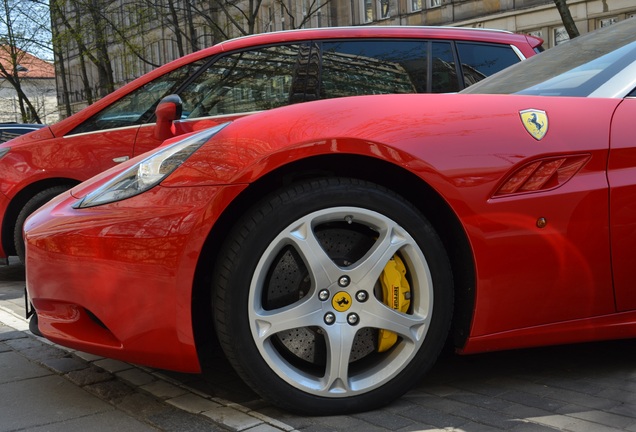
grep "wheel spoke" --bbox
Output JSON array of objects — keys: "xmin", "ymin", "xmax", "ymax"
[
  {"xmin": 284, "ymin": 217, "xmax": 343, "ymax": 288},
  {"xmin": 353, "ymin": 225, "xmax": 411, "ymax": 289},
  {"xmin": 321, "ymin": 324, "xmax": 358, "ymax": 393},
  {"xmin": 362, "ymin": 297, "xmax": 428, "ymax": 343},
  {"xmin": 252, "ymin": 296, "xmax": 324, "ymax": 342}
]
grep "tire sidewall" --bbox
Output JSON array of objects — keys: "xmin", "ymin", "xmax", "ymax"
[{"xmin": 14, "ymin": 186, "xmax": 70, "ymax": 263}]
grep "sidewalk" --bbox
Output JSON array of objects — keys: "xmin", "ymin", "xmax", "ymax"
[
  {"xmin": 1, "ymin": 322, "xmax": 197, "ymax": 431},
  {"xmin": 0, "ymin": 258, "xmax": 289, "ymax": 432}
]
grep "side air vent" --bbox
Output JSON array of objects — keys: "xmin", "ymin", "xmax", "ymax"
[{"xmin": 494, "ymin": 154, "xmax": 591, "ymax": 197}]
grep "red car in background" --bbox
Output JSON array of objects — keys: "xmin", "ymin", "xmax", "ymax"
[
  {"xmin": 24, "ymin": 19, "xmax": 636, "ymax": 414},
  {"xmin": 0, "ymin": 26, "xmax": 542, "ymax": 262}
]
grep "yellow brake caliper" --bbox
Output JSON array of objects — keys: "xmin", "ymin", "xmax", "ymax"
[{"xmin": 378, "ymin": 254, "xmax": 411, "ymax": 352}]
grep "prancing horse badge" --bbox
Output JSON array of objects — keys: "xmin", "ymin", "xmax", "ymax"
[{"xmin": 520, "ymin": 109, "xmax": 548, "ymax": 141}]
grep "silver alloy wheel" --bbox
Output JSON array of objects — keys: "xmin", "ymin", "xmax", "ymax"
[{"xmin": 247, "ymin": 206, "xmax": 434, "ymax": 397}]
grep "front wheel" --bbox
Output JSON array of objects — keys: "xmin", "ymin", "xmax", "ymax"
[{"xmin": 213, "ymin": 178, "xmax": 453, "ymax": 414}]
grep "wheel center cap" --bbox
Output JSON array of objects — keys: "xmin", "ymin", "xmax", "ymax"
[{"xmin": 332, "ymin": 291, "xmax": 352, "ymax": 312}]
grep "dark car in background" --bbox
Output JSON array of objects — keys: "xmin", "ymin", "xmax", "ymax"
[{"xmin": 0, "ymin": 123, "xmax": 46, "ymax": 143}]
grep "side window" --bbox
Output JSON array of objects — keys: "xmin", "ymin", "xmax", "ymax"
[
  {"xmin": 456, "ymin": 42, "xmax": 521, "ymax": 87},
  {"xmin": 431, "ymin": 41, "xmax": 460, "ymax": 93},
  {"xmin": 321, "ymin": 40, "xmax": 427, "ymax": 97},
  {"xmin": 69, "ymin": 58, "xmax": 209, "ymax": 135},
  {"xmin": 179, "ymin": 44, "xmax": 302, "ymax": 118}
]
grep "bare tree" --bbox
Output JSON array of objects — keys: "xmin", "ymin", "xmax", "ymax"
[
  {"xmin": 87, "ymin": 0, "xmax": 116, "ymax": 96},
  {"xmin": 276, "ymin": 0, "xmax": 330, "ymax": 29},
  {"xmin": 207, "ymin": 0, "xmax": 332, "ymax": 39},
  {"xmin": 51, "ymin": 0, "xmax": 98, "ymax": 105},
  {"xmin": 53, "ymin": 0, "xmax": 116, "ymax": 97},
  {"xmin": 0, "ymin": 0, "xmax": 53, "ymax": 123},
  {"xmin": 129, "ymin": 0, "xmax": 220, "ymax": 54},
  {"xmin": 554, "ymin": 0, "xmax": 580, "ymax": 39},
  {"xmin": 50, "ymin": 5, "xmax": 72, "ymax": 116}
]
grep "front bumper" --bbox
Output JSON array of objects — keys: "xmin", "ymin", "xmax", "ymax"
[{"xmin": 24, "ymin": 184, "xmax": 241, "ymax": 372}]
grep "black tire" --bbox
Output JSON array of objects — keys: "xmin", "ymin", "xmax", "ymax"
[
  {"xmin": 14, "ymin": 186, "xmax": 70, "ymax": 263},
  {"xmin": 213, "ymin": 178, "xmax": 453, "ymax": 415}
]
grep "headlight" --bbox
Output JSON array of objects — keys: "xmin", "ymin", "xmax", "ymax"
[
  {"xmin": 0, "ymin": 147, "xmax": 9, "ymax": 159},
  {"xmin": 75, "ymin": 123, "xmax": 229, "ymax": 208}
]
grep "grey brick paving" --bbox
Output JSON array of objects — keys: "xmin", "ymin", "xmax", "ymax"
[
  {"xmin": 499, "ymin": 390, "xmax": 567, "ymax": 412},
  {"xmin": 399, "ymin": 404, "xmax": 469, "ymax": 428},
  {"xmin": 42, "ymin": 355, "xmax": 88, "ymax": 373},
  {"xmin": 116, "ymin": 392, "xmax": 177, "ymax": 420},
  {"xmin": 352, "ymin": 409, "xmax": 416, "ymax": 429},
  {"xmin": 150, "ymin": 408, "xmax": 233, "ymax": 432},
  {"xmin": 609, "ymin": 402, "xmax": 636, "ymax": 419},
  {"xmin": 0, "ymin": 349, "xmax": 51, "ymax": 383},
  {"xmin": 567, "ymin": 409, "xmax": 636, "ymax": 429},
  {"xmin": 85, "ymin": 378, "xmax": 140, "ymax": 404},
  {"xmin": 0, "ymin": 329, "xmax": 25, "ymax": 341},
  {"xmin": 66, "ymin": 364, "xmax": 115, "ymax": 386},
  {"xmin": 117, "ymin": 367, "xmax": 157, "ymax": 386}
]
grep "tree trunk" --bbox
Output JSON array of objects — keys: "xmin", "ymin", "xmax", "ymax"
[
  {"xmin": 554, "ymin": 0, "xmax": 580, "ymax": 39},
  {"xmin": 50, "ymin": 4, "xmax": 73, "ymax": 117}
]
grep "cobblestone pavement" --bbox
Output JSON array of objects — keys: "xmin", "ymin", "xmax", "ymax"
[{"xmin": 3, "ymin": 258, "xmax": 636, "ymax": 431}]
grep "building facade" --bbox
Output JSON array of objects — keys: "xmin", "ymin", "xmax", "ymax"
[
  {"xmin": 52, "ymin": 0, "xmax": 635, "ymax": 117},
  {"xmin": 324, "ymin": 0, "xmax": 635, "ymax": 46}
]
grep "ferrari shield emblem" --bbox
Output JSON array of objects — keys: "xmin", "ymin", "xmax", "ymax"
[{"xmin": 520, "ymin": 109, "xmax": 548, "ymax": 140}]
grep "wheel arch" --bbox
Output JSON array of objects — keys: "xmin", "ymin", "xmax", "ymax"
[
  {"xmin": 2, "ymin": 178, "xmax": 79, "ymax": 256},
  {"xmin": 191, "ymin": 153, "xmax": 475, "ymax": 354}
]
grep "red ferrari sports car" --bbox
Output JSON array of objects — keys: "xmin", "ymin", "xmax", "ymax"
[{"xmin": 25, "ymin": 18, "xmax": 636, "ymax": 415}]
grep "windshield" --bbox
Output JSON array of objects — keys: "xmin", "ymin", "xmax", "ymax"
[{"xmin": 461, "ymin": 18, "xmax": 636, "ymax": 97}]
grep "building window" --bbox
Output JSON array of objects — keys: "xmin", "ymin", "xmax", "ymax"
[
  {"xmin": 527, "ymin": 30, "xmax": 548, "ymax": 44},
  {"xmin": 379, "ymin": 0, "xmax": 390, "ymax": 18},
  {"xmin": 410, "ymin": 0, "xmax": 422, "ymax": 11},
  {"xmin": 553, "ymin": 27, "xmax": 569, "ymax": 45},
  {"xmin": 429, "ymin": 0, "xmax": 441, "ymax": 8},
  {"xmin": 599, "ymin": 17, "xmax": 618, "ymax": 27},
  {"xmin": 363, "ymin": 0, "xmax": 373, "ymax": 22}
]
